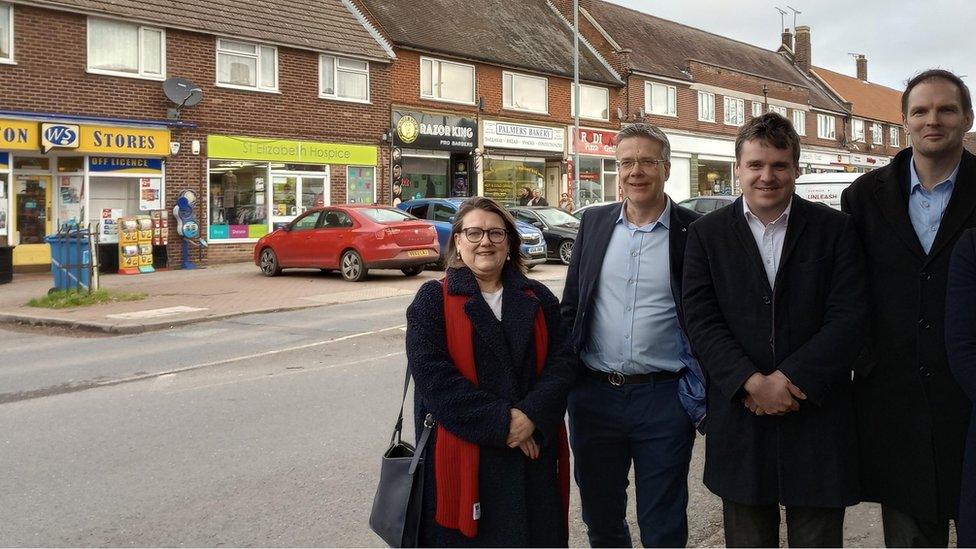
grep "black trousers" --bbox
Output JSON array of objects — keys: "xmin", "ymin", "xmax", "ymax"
[
  {"xmin": 722, "ymin": 499, "xmax": 844, "ymax": 548},
  {"xmin": 881, "ymin": 505, "xmax": 951, "ymax": 547}
]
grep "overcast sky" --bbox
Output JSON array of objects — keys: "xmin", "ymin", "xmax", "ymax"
[{"xmin": 603, "ymin": 0, "xmax": 975, "ymax": 92}]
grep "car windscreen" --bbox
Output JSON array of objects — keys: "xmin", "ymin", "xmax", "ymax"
[
  {"xmin": 359, "ymin": 208, "xmax": 416, "ymax": 223},
  {"xmin": 535, "ymin": 208, "xmax": 579, "ymax": 226}
]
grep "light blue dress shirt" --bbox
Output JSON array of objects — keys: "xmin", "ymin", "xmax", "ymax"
[
  {"xmin": 580, "ymin": 201, "xmax": 694, "ymax": 374},
  {"xmin": 909, "ymin": 156, "xmax": 960, "ymax": 254}
]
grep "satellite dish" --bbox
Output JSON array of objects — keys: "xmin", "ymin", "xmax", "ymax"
[{"xmin": 163, "ymin": 77, "xmax": 203, "ymax": 119}]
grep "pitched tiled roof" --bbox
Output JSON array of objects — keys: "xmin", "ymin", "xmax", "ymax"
[
  {"xmin": 812, "ymin": 67, "xmax": 903, "ymax": 124},
  {"xmin": 589, "ymin": 0, "xmax": 845, "ymax": 112},
  {"xmin": 26, "ymin": 0, "xmax": 392, "ymax": 61},
  {"xmin": 358, "ymin": 0, "xmax": 622, "ymax": 85}
]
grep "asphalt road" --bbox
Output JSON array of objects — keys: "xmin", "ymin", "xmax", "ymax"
[{"xmin": 0, "ymin": 276, "xmax": 893, "ymax": 546}]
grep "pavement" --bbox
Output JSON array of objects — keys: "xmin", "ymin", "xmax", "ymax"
[{"xmin": 0, "ymin": 262, "xmax": 570, "ymax": 334}]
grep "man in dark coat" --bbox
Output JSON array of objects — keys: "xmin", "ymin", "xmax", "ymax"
[
  {"xmin": 561, "ymin": 123, "xmax": 706, "ymax": 547},
  {"xmin": 683, "ymin": 113, "xmax": 866, "ymax": 546},
  {"xmin": 842, "ymin": 69, "xmax": 975, "ymax": 546}
]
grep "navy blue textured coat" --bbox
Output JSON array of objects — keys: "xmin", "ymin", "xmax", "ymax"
[
  {"xmin": 945, "ymin": 228, "xmax": 976, "ymax": 547},
  {"xmin": 405, "ymin": 265, "xmax": 574, "ymax": 547}
]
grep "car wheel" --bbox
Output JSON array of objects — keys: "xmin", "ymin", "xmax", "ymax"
[
  {"xmin": 260, "ymin": 248, "xmax": 282, "ymax": 277},
  {"xmin": 340, "ymin": 250, "xmax": 367, "ymax": 282},
  {"xmin": 558, "ymin": 239, "xmax": 574, "ymax": 265},
  {"xmin": 401, "ymin": 265, "xmax": 424, "ymax": 277}
]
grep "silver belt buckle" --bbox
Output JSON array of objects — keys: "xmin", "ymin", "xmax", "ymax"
[{"xmin": 608, "ymin": 371, "xmax": 625, "ymax": 386}]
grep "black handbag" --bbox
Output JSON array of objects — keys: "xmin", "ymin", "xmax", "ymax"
[{"xmin": 369, "ymin": 366, "xmax": 435, "ymax": 548}]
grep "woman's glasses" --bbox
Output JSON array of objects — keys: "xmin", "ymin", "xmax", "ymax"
[{"xmin": 460, "ymin": 227, "xmax": 508, "ymax": 244}]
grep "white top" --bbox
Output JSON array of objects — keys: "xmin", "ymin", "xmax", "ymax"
[
  {"xmin": 743, "ymin": 199, "xmax": 792, "ymax": 288},
  {"xmin": 482, "ymin": 288, "xmax": 503, "ymax": 321}
]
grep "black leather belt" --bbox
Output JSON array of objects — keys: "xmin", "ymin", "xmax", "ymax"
[{"xmin": 582, "ymin": 366, "xmax": 682, "ymax": 386}]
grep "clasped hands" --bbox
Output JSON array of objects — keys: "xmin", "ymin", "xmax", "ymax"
[
  {"xmin": 507, "ymin": 408, "xmax": 540, "ymax": 460},
  {"xmin": 742, "ymin": 370, "xmax": 807, "ymax": 416}
]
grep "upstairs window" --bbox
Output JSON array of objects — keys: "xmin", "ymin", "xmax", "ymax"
[
  {"xmin": 792, "ymin": 110, "xmax": 806, "ymax": 135},
  {"xmin": 723, "ymin": 97, "xmax": 744, "ymax": 126},
  {"xmin": 572, "ymin": 83, "xmax": 610, "ymax": 121},
  {"xmin": 217, "ymin": 38, "xmax": 277, "ymax": 92},
  {"xmin": 697, "ymin": 91, "xmax": 715, "ymax": 122},
  {"xmin": 421, "ymin": 57, "xmax": 475, "ymax": 104},
  {"xmin": 0, "ymin": 3, "xmax": 12, "ymax": 63},
  {"xmin": 320, "ymin": 55, "xmax": 369, "ymax": 102},
  {"xmin": 646, "ymin": 82, "xmax": 676, "ymax": 116},
  {"xmin": 852, "ymin": 118, "xmax": 865, "ymax": 142},
  {"xmin": 503, "ymin": 72, "xmax": 548, "ymax": 114},
  {"xmin": 768, "ymin": 105, "xmax": 788, "ymax": 117},
  {"xmin": 890, "ymin": 125, "xmax": 900, "ymax": 147},
  {"xmin": 818, "ymin": 114, "xmax": 836, "ymax": 139},
  {"xmin": 87, "ymin": 18, "xmax": 165, "ymax": 79},
  {"xmin": 752, "ymin": 101, "xmax": 763, "ymax": 118},
  {"xmin": 872, "ymin": 123, "xmax": 883, "ymax": 145}
]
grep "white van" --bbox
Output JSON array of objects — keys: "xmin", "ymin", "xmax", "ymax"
[{"xmin": 795, "ymin": 172, "xmax": 861, "ymax": 210}]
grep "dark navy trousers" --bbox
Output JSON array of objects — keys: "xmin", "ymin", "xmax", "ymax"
[{"xmin": 568, "ymin": 375, "xmax": 695, "ymax": 548}]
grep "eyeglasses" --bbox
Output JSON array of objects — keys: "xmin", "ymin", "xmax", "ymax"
[
  {"xmin": 460, "ymin": 227, "xmax": 508, "ymax": 244},
  {"xmin": 616, "ymin": 158, "xmax": 667, "ymax": 170}
]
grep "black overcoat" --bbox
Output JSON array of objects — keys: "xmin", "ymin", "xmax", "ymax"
[
  {"xmin": 405, "ymin": 265, "xmax": 574, "ymax": 547},
  {"xmin": 682, "ymin": 196, "xmax": 866, "ymax": 507},
  {"xmin": 841, "ymin": 147, "xmax": 976, "ymax": 522},
  {"xmin": 946, "ymin": 228, "xmax": 976, "ymax": 546}
]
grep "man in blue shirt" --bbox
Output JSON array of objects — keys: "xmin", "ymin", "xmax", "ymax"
[
  {"xmin": 842, "ymin": 69, "xmax": 976, "ymax": 547},
  {"xmin": 561, "ymin": 124, "xmax": 705, "ymax": 547}
]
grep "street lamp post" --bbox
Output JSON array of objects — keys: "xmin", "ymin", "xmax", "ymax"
[{"xmin": 572, "ymin": 0, "xmax": 581, "ymax": 208}]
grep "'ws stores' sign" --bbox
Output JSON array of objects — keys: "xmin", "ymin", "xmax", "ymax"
[{"xmin": 0, "ymin": 119, "xmax": 170, "ymax": 155}]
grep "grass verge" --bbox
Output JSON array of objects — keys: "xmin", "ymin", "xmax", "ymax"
[{"xmin": 27, "ymin": 289, "xmax": 147, "ymax": 309}]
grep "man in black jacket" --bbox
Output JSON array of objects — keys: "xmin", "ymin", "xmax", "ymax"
[
  {"xmin": 682, "ymin": 113, "xmax": 866, "ymax": 546},
  {"xmin": 842, "ymin": 69, "xmax": 975, "ymax": 547}
]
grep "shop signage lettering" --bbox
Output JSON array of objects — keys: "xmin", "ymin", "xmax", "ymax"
[
  {"xmin": 41, "ymin": 123, "xmax": 80, "ymax": 152},
  {"xmin": 574, "ymin": 128, "xmax": 618, "ymax": 157},
  {"xmin": 91, "ymin": 131, "xmax": 156, "ymax": 149},
  {"xmin": 207, "ymin": 135, "xmax": 377, "ymax": 165},
  {"xmin": 0, "ymin": 119, "xmax": 40, "ymax": 151},
  {"xmin": 851, "ymin": 153, "xmax": 891, "ymax": 167},
  {"xmin": 79, "ymin": 126, "xmax": 170, "ymax": 156},
  {"xmin": 483, "ymin": 119, "xmax": 564, "ymax": 152},
  {"xmin": 392, "ymin": 110, "xmax": 477, "ymax": 150},
  {"xmin": 89, "ymin": 156, "xmax": 164, "ymax": 174}
]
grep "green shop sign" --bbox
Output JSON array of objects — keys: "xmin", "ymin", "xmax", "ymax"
[{"xmin": 207, "ymin": 135, "xmax": 377, "ymax": 165}]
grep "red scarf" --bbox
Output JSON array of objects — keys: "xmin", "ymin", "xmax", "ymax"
[{"xmin": 436, "ymin": 280, "xmax": 571, "ymax": 538}]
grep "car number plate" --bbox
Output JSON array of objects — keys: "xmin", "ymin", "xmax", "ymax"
[
  {"xmin": 407, "ymin": 250, "xmax": 430, "ymax": 257},
  {"xmin": 529, "ymin": 245, "xmax": 545, "ymax": 254}
]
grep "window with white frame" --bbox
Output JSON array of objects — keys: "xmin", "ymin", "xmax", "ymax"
[
  {"xmin": 0, "ymin": 3, "xmax": 12, "ymax": 62},
  {"xmin": 792, "ymin": 110, "xmax": 806, "ymax": 135},
  {"xmin": 420, "ymin": 57, "xmax": 475, "ymax": 104},
  {"xmin": 852, "ymin": 118, "xmax": 865, "ymax": 142},
  {"xmin": 320, "ymin": 55, "xmax": 369, "ymax": 102},
  {"xmin": 646, "ymin": 82, "xmax": 676, "ymax": 116},
  {"xmin": 723, "ymin": 97, "xmax": 744, "ymax": 126},
  {"xmin": 768, "ymin": 105, "xmax": 788, "ymax": 117},
  {"xmin": 818, "ymin": 114, "xmax": 836, "ymax": 139},
  {"xmin": 698, "ymin": 91, "xmax": 715, "ymax": 122},
  {"xmin": 872, "ymin": 123, "xmax": 883, "ymax": 145},
  {"xmin": 752, "ymin": 101, "xmax": 763, "ymax": 117},
  {"xmin": 503, "ymin": 72, "xmax": 548, "ymax": 113},
  {"xmin": 572, "ymin": 83, "xmax": 609, "ymax": 120},
  {"xmin": 87, "ymin": 17, "xmax": 164, "ymax": 78},
  {"xmin": 216, "ymin": 38, "xmax": 277, "ymax": 91},
  {"xmin": 890, "ymin": 125, "xmax": 900, "ymax": 147}
]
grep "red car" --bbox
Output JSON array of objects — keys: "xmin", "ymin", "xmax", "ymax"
[{"xmin": 253, "ymin": 205, "xmax": 439, "ymax": 282}]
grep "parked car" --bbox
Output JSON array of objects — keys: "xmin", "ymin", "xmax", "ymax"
[
  {"xmin": 508, "ymin": 206, "xmax": 580, "ymax": 265},
  {"xmin": 678, "ymin": 195, "xmax": 737, "ymax": 215},
  {"xmin": 254, "ymin": 205, "xmax": 439, "ymax": 282},
  {"xmin": 572, "ymin": 201, "xmax": 615, "ymax": 220},
  {"xmin": 398, "ymin": 197, "xmax": 547, "ymax": 269},
  {"xmin": 795, "ymin": 172, "xmax": 860, "ymax": 210}
]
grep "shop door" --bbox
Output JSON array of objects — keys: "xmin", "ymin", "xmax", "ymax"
[
  {"xmin": 545, "ymin": 166, "xmax": 560, "ymax": 206},
  {"xmin": 15, "ymin": 174, "xmax": 52, "ymax": 244},
  {"xmin": 301, "ymin": 177, "xmax": 328, "ymax": 211},
  {"xmin": 272, "ymin": 175, "xmax": 329, "ymax": 229}
]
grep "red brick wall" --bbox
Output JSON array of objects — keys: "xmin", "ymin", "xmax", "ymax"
[{"xmin": 843, "ymin": 118, "xmax": 906, "ymax": 157}]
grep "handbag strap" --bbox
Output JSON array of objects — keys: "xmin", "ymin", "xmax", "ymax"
[
  {"xmin": 410, "ymin": 413, "xmax": 434, "ymax": 475},
  {"xmin": 390, "ymin": 366, "xmax": 412, "ymax": 446}
]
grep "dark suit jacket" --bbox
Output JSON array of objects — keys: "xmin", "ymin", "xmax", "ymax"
[
  {"xmin": 682, "ymin": 195, "xmax": 865, "ymax": 507},
  {"xmin": 842, "ymin": 147, "xmax": 976, "ymax": 521},
  {"xmin": 560, "ymin": 199, "xmax": 705, "ymax": 428}
]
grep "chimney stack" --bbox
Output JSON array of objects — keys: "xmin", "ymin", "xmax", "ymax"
[
  {"xmin": 781, "ymin": 28, "xmax": 794, "ymax": 51},
  {"xmin": 856, "ymin": 54, "xmax": 868, "ymax": 81},
  {"xmin": 795, "ymin": 25, "xmax": 811, "ymax": 73}
]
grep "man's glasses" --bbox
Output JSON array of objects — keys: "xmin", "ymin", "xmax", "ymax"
[
  {"xmin": 616, "ymin": 158, "xmax": 667, "ymax": 170},
  {"xmin": 460, "ymin": 227, "xmax": 508, "ymax": 244}
]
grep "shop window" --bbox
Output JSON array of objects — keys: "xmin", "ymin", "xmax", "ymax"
[
  {"xmin": 697, "ymin": 91, "xmax": 715, "ymax": 122},
  {"xmin": 818, "ymin": 114, "xmax": 836, "ymax": 139},
  {"xmin": 872, "ymin": 123, "xmax": 883, "ymax": 145},
  {"xmin": 0, "ymin": 3, "xmax": 12, "ymax": 63},
  {"xmin": 208, "ymin": 160, "xmax": 269, "ymax": 240},
  {"xmin": 768, "ymin": 105, "xmax": 788, "ymax": 117},
  {"xmin": 482, "ymin": 158, "xmax": 545, "ymax": 206},
  {"xmin": 752, "ymin": 101, "xmax": 763, "ymax": 118},
  {"xmin": 645, "ymin": 82, "xmax": 676, "ymax": 116},
  {"xmin": 320, "ymin": 55, "xmax": 369, "ymax": 102},
  {"xmin": 216, "ymin": 38, "xmax": 276, "ymax": 92},
  {"xmin": 87, "ymin": 17, "xmax": 164, "ymax": 79},
  {"xmin": 723, "ymin": 97, "xmax": 744, "ymax": 126},
  {"xmin": 792, "ymin": 110, "xmax": 806, "ymax": 135},
  {"xmin": 346, "ymin": 166, "xmax": 375, "ymax": 204},
  {"xmin": 13, "ymin": 156, "xmax": 49, "ymax": 170},
  {"xmin": 420, "ymin": 57, "xmax": 475, "ymax": 104},
  {"xmin": 602, "ymin": 158, "xmax": 618, "ymax": 202},
  {"xmin": 57, "ymin": 174, "xmax": 85, "ymax": 227},
  {"xmin": 697, "ymin": 160, "xmax": 733, "ymax": 197},
  {"xmin": 57, "ymin": 157, "xmax": 85, "ymax": 173},
  {"xmin": 578, "ymin": 157, "xmax": 603, "ymax": 205},
  {"xmin": 0, "ymin": 173, "xmax": 8, "ymax": 238},
  {"xmin": 572, "ymin": 84, "xmax": 609, "ymax": 121},
  {"xmin": 852, "ymin": 119, "xmax": 865, "ymax": 142},
  {"xmin": 402, "ymin": 155, "xmax": 449, "ymax": 199},
  {"xmin": 503, "ymin": 72, "xmax": 548, "ymax": 114},
  {"xmin": 890, "ymin": 126, "xmax": 900, "ymax": 147}
]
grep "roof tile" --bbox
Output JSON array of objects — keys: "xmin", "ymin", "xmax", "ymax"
[{"xmin": 812, "ymin": 67, "xmax": 903, "ymax": 124}]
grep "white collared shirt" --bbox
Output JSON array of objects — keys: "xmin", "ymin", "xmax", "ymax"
[{"xmin": 743, "ymin": 199, "xmax": 792, "ymax": 288}]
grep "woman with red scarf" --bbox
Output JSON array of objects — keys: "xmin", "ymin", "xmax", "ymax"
[{"xmin": 405, "ymin": 197, "xmax": 574, "ymax": 546}]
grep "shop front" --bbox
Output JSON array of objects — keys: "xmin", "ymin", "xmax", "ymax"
[
  {"xmin": 850, "ymin": 153, "xmax": 891, "ymax": 173},
  {"xmin": 570, "ymin": 127, "xmax": 619, "ymax": 206},
  {"xmin": 0, "ymin": 117, "xmax": 170, "ymax": 267},
  {"xmin": 662, "ymin": 131, "xmax": 736, "ymax": 201},
  {"xmin": 481, "ymin": 119, "xmax": 565, "ymax": 206},
  {"xmin": 206, "ymin": 135, "xmax": 377, "ymax": 243},
  {"xmin": 799, "ymin": 149, "xmax": 851, "ymax": 174},
  {"xmin": 390, "ymin": 108, "xmax": 477, "ymax": 205}
]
